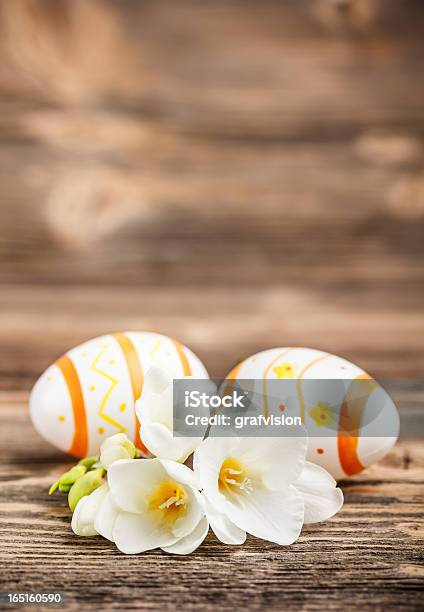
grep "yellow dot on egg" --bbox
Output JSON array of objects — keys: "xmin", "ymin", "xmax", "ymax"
[
  {"xmin": 119, "ymin": 403, "xmax": 127, "ymax": 412},
  {"xmin": 58, "ymin": 415, "xmax": 66, "ymax": 422},
  {"xmin": 47, "ymin": 375, "xmax": 53, "ymax": 382},
  {"xmin": 90, "ymin": 385, "xmax": 95, "ymax": 391},
  {"xmin": 109, "ymin": 358, "xmax": 116, "ymax": 365},
  {"xmin": 98, "ymin": 427, "xmax": 105, "ymax": 435},
  {"xmin": 82, "ymin": 352, "xmax": 87, "ymax": 357}
]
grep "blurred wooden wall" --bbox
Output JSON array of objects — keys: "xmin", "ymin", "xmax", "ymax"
[{"xmin": 0, "ymin": 0, "xmax": 423, "ymax": 388}]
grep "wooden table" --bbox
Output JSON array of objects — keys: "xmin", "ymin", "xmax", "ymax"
[
  {"xmin": 0, "ymin": 1, "xmax": 423, "ymax": 609},
  {"xmin": 0, "ymin": 390, "xmax": 423, "ymax": 611}
]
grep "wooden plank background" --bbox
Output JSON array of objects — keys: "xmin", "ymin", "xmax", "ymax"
[{"xmin": 0, "ymin": 1, "xmax": 423, "ymax": 610}]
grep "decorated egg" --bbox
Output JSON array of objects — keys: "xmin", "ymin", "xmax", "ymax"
[
  {"xmin": 30, "ymin": 332, "xmax": 208, "ymax": 458},
  {"xmin": 225, "ymin": 347, "xmax": 399, "ymax": 479}
]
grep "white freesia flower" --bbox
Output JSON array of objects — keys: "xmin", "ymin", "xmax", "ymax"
[
  {"xmin": 99, "ymin": 433, "xmax": 136, "ymax": 469},
  {"xmin": 194, "ymin": 436, "xmax": 343, "ymax": 546},
  {"xmin": 93, "ymin": 458, "xmax": 209, "ymax": 555},
  {"xmin": 135, "ymin": 367, "xmax": 205, "ymax": 463},
  {"xmin": 72, "ymin": 483, "xmax": 109, "ymax": 536}
]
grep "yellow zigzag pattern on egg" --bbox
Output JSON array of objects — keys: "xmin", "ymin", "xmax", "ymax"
[
  {"xmin": 149, "ymin": 338, "xmax": 179, "ymax": 377},
  {"xmin": 150, "ymin": 339, "xmax": 161, "ymax": 357},
  {"xmin": 89, "ymin": 345, "xmax": 126, "ymax": 433}
]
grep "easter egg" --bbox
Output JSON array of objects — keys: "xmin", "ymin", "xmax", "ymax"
[
  {"xmin": 225, "ymin": 347, "xmax": 399, "ymax": 479},
  {"xmin": 30, "ymin": 332, "xmax": 208, "ymax": 458}
]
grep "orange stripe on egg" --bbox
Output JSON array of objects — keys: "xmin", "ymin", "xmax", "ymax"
[
  {"xmin": 56, "ymin": 355, "xmax": 88, "ymax": 458},
  {"xmin": 113, "ymin": 333, "xmax": 149, "ymax": 455},
  {"xmin": 227, "ymin": 361, "xmax": 243, "ymax": 380},
  {"xmin": 337, "ymin": 374, "xmax": 377, "ymax": 477},
  {"xmin": 172, "ymin": 339, "xmax": 192, "ymax": 376},
  {"xmin": 223, "ymin": 360, "xmax": 244, "ymax": 396}
]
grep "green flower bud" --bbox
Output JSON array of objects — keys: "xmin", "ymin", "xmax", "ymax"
[
  {"xmin": 49, "ymin": 481, "xmax": 60, "ymax": 495},
  {"xmin": 62, "ymin": 465, "xmax": 87, "ymax": 484},
  {"xmin": 49, "ymin": 465, "xmax": 87, "ymax": 495},
  {"xmin": 122, "ymin": 438, "xmax": 137, "ymax": 458},
  {"xmin": 78, "ymin": 456, "xmax": 98, "ymax": 470},
  {"xmin": 58, "ymin": 482, "xmax": 72, "ymax": 493},
  {"xmin": 68, "ymin": 468, "xmax": 105, "ymax": 512}
]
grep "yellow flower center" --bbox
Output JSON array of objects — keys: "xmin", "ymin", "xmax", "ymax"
[
  {"xmin": 148, "ymin": 480, "xmax": 187, "ymax": 523},
  {"xmin": 219, "ymin": 457, "xmax": 252, "ymax": 494}
]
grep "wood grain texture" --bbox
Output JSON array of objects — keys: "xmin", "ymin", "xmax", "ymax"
[
  {"xmin": 0, "ymin": 393, "xmax": 423, "ymax": 611},
  {"xmin": 0, "ymin": 1, "xmax": 423, "ymax": 609},
  {"xmin": 1, "ymin": 284, "xmax": 424, "ymax": 392},
  {"xmin": 0, "ymin": 1, "xmax": 424, "ymax": 388}
]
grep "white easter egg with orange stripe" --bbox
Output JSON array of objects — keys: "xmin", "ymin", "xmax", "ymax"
[
  {"xmin": 30, "ymin": 332, "xmax": 208, "ymax": 458},
  {"xmin": 225, "ymin": 347, "xmax": 399, "ymax": 480}
]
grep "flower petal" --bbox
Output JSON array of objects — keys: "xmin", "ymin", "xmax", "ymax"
[
  {"xmin": 204, "ymin": 496, "xmax": 246, "ymax": 545},
  {"xmin": 140, "ymin": 366, "xmax": 170, "ymax": 396},
  {"xmin": 101, "ymin": 445, "xmax": 132, "ymax": 469},
  {"xmin": 71, "ymin": 483, "xmax": 108, "ymax": 537},
  {"xmin": 295, "ymin": 461, "xmax": 344, "ymax": 524},
  {"xmin": 194, "ymin": 437, "xmax": 240, "ymax": 509},
  {"xmin": 136, "ymin": 367, "xmax": 173, "ymax": 428},
  {"xmin": 136, "ymin": 367, "xmax": 202, "ymax": 462},
  {"xmin": 161, "ymin": 516, "xmax": 209, "ymax": 555},
  {"xmin": 154, "ymin": 460, "xmax": 204, "ymax": 538},
  {"xmin": 225, "ymin": 484, "xmax": 304, "ymax": 545},
  {"xmin": 139, "ymin": 386, "xmax": 173, "ymax": 429},
  {"xmin": 236, "ymin": 435, "xmax": 308, "ymax": 490},
  {"xmin": 159, "ymin": 459, "xmax": 198, "ymax": 489},
  {"xmin": 112, "ymin": 510, "xmax": 177, "ymax": 554},
  {"xmin": 94, "ymin": 491, "xmax": 120, "ymax": 541},
  {"xmin": 108, "ymin": 458, "xmax": 167, "ymax": 513},
  {"xmin": 172, "ymin": 486, "xmax": 204, "ymax": 539},
  {"xmin": 139, "ymin": 419, "xmax": 198, "ymax": 463},
  {"xmin": 101, "ymin": 433, "xmax": 128, "ymax": 449}
]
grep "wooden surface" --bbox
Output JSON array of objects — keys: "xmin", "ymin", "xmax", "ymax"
[
  {"xmin": 0, "ymin": 392, "xmax": 423, "ymax": 611},
  {"xmin": 0, "ymin": 0, "xmax": 424, "ymax": 610}
]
